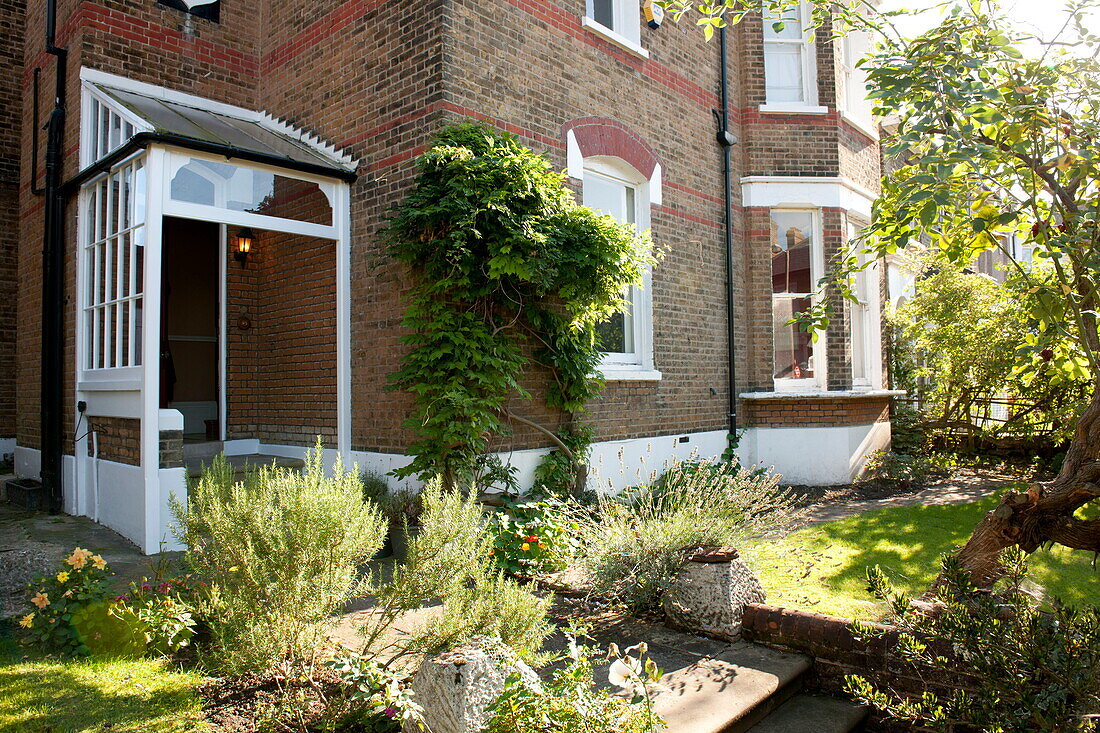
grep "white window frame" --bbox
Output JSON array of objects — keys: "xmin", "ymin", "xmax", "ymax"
[
  {"xmin": 847, "ymin": 222, "xmax": 882, "ymax": 390},
  {"xmin": 839, "ymin": 30, "xmax": 878, "ymax": 138},
  {"xmin": 582, "ymin": 0, "xmax": 648, "ymax": 58},
  {"xmin": 761, "ymin": 2, "xmax": 825, "ymax": 113},
  {"xmin": 581, "ymin": 156, "xmax": 659, "ymax": 381},
  {"xmin": 770, "ymin": 207, "xmax": 826, "ymax": 392}
]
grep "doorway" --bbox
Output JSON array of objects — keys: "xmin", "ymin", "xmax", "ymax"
[{"xmin": 160, "ymin": 216, "xmax": 221, "ymax": 440}]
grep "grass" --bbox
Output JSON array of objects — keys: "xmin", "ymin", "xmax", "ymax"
[
  {"xmin": 742, "ymin": 491, "xmax": 1100, "ymax": 621},
  {"xmin": 0, "ymin": 620, "xmax": 207, "ymax": 733}
]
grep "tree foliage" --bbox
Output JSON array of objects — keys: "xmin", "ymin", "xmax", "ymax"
[
  {"xmin": 387, "ymin": 124, "xmax": 656, "ymax": 489},
  {"xmin": 894, "ymin": 259, "xmax": 1090, "ymax": 446}
]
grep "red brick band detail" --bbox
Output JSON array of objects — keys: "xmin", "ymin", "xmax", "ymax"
[
  {"xmin": 741, "ymin": 395, "xmax": 891, "ymax": 428},
  {"xmin": 564, "ymin": 117, "xmax": 659, "ymax": 179}
]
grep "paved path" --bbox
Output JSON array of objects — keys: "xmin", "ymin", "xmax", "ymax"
[{"xmin": 801, "ymin": 470, "xmax": 1022, "ymax": 526}]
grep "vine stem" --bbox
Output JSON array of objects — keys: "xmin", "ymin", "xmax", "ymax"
[{"xmin": 501, "ymin": 409, "xmax": 575, "ymax": 463}]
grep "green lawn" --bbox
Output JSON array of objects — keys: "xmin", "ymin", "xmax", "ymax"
[
  {"xmin": 742, "ymin": 493, "xmax": 1100, "ymax": 621},
  {"xmin": 0, "ymin": 621, "xmax": 207, "ymax": 733}
]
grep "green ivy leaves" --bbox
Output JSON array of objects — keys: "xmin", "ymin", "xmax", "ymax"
[{"xmin": 387, "ymin": 124, "xmax": 657, "ymax": 488}]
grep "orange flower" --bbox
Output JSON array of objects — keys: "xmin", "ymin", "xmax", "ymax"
[
  {"xmin": 521, "ymin": 542, "xmax": 530, "ymax": 551},
  {"xmin": 19, "ymin": 613, "xmax": 34, "ymax": 628},
  {"xmin": 91, "ymin": 555, "xmax": 107, "ymax": 571},
  {"xmin": 66, "ymin": 547, "xmax": 93, "ymax": 569},
  {"xmin": 31, "ymin": 591, "xmax": 49, "ymax": 609}
]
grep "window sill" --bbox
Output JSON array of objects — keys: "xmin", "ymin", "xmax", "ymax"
[
  {"xmin": 741, "ymin": 388, "xmax": 906, "ymax": 400},
  {"xmin": 581, "ymin": 17, "xmax": 649, "ymax": 59},
  {"xmin": 839, "ymin": 111, "xmax": 879, "ymax": 141},
  {"xmin": 758, "ymin": 103, "xmax": 829, "ymax": 115},
  {"xmin": 600, "ymin": 365, "xmax": 662, "ymax": 381}
]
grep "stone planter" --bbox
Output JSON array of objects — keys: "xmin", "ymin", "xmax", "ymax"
[
  {"xmin": 662, "ymin": 546, "xmax": 766, "ymax": 641},
  {"xmin": 4, "ymin": 477, "xmax": 44, "ymax": 511},
  {"xmin": 405, "ymin": 635, "xmax": 540, "ymax": 733}
]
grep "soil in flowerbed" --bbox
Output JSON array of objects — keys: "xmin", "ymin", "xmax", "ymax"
[{"xmin": 200, "ymin": 665, "xmax": 381, "ymax": 733}]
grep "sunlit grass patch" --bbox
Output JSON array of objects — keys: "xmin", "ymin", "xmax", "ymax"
[{"xmin": 742, "ymin": 492, "xmax": 1100, "ymax": 621}]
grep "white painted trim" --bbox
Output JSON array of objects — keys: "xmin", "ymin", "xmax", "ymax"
[
  {"xmin": 566, "ymin": 130, "xmax": 583, "ymax": 180},
  {"xmin": 741, "ymin": 175, "xmax": 878, "ymax": 219},
  {"xmin": 334, "ymin": 182, "xmax": 352, "ymax": 462},
  {"xmin": 78, "ymin": 372, "xmax": 143, "ymax": 391},
  {"xmin": 740, "ymin": 389, "xmax": 905, "ymax": 400},
  {"xmin": 141, "ymin": 147, "xmax": 167, "ymax": 554},
  {"xmin": 599, "ymin": 367, "xmax": 662, "ymax": 381},
  {"xmin": 758, "ymin": 104, "xmax": 829, "ymax": 115},
  {"xmin": 218, "ymin": 224, "xmax": 228, "ymax": 441},
  {"xmin": 580, "ymin": 18, "xmax": 648, "ymax": 58},
  {"xmin": 78, "ymin": 391, "xmax": 143, "ymax": 418}
]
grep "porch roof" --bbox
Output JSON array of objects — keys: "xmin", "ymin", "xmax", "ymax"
[{"xmin": 81, "ymin": 79, "xmax": 358, "ymax": 184}]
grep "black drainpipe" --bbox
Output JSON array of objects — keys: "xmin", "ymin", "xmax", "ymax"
[
  {"xmin": 41, "ymin": 0, "xmax": 68, "ymax": 513},
  {"xmin": 716, "ymin": 25, "xmax": 739, "ymax": 437}
]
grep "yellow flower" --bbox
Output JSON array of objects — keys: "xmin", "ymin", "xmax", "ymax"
[
  {"xmin": 56, "ymin": 571, "xmax": 69, "ymax": 583},
  {"xmin": 31, "ymin": 591, "xmax": 49, "ymax": 609},
  {"xmin": 66, "ymin": 547, "xmax": 93, "ymax": 569},
  {"xmin": 91, "ymin": 555, "xmax": 107, "ymax": 571},
  {"xmin": 521, "ymin": 543, "xmax": 530, "ymax": 551},
  {"xmin": 19, "ymin": 613, "xmax": 34, "ymax": 628}
]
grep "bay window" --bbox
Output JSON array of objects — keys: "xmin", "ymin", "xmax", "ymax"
[{"xmin": 771, "ymin": 209, "xmax": 824, "ymax": 388}]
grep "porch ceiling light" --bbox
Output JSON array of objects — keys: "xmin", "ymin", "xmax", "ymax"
[{"xmin": 234, "ymin": 227, "xmax": 254, "ymax": 267}]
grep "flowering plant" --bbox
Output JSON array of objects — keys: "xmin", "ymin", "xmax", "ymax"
[
  {"xmin": 326, "ymin": 653, "xmax": 424, "ymax": 732},
  {"xmin": 111, "ymin": 576, "xmax": 198, "ymax": 656},
  {"xmin": 20, "ymin": 547, "xmax": 114, "ymax": 656},
  {"xmin": 488, "ymin": 496, "xmax": 573, "ymax": 577}
]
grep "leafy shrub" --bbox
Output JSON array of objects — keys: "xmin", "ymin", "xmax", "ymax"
[
  {"xmin": 19, "ymin": 547, "xmax": 114, "ymax": 656},
  {"xmin": 488, "ymin": 496, "xmax": 573, "ymax": 577},
  {"xmin": 845, "ymin": 550, "xmax": 1100, "ymax": 731},
  {"xmin": 861, "ymin": 450, "xmax": 934, "ymax": 489},
  {"xmin": 327, "ymin": 653, "xmax": 424, "ymax": 731},
  {"xmin": 113, "ymin": 578, "xmax": 198, "ymax": 657},
  {"xmin": 892, "ymin": 261, "xmax": 1090, "ymax": 447},
  {"xmin": 361, "ymin": 471, "xmax": 423, "ymax": 527},
  {"xmin": 485, "ymin": 626, "xmax": 664, "ymax": 733},
  {"xmin": 360, "ymin": 480, "xmax": 552, "ymax": 662},
  {"xmin": 577, "ymin": 457, "xmax": 803, "ymax": 613},
  {"xmin": 172, "ymin": 441, "xmax": 386, "ymax": 673}
]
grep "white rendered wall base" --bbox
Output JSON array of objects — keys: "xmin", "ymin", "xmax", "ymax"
[
  {"xmin": 736, "ymin": 422, "xmax": 891, "ymax": 485},
  {"xmin": 349, "ymin": 429, "xmax": 729, "ymax": 494}
]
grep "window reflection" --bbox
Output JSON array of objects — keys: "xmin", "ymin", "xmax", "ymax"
[{"xmin": 170, "ymin": 158, "xmax": 332, "ymax": 226}]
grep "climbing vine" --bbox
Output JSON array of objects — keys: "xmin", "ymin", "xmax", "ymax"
[{"xmin": 387, "ymin": 124, "xmax": 657, "ymax": 491}]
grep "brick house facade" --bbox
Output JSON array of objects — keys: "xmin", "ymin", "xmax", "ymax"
[{"xmin": 9, "ymin": 0, "xmax": 895, "ymax": 551}]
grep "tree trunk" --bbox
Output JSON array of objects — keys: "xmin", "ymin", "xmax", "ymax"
[{"xmin": 934, "ymin": 385, "xmax": 1100, "ymax": 590}]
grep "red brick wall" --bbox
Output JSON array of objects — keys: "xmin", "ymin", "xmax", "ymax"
[
  {"xmin": 85, "ymin": 415, "xmax": 140, "ymax": 465},
  {"xmin": 14, "ymin": 0, "xmax": 886, "ymax": 465},
  {"xmin": 0, "ymin": 0, "xmax": 23, "ymax": 443},
  {"xmin": 741, "ymin": 395, "xmax": 891, "ymax": 428}
]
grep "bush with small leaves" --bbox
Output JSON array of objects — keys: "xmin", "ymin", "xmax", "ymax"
[
  {"xmin": 172, "ymin": 440, "xmax": 386, "ymax": 673},
  {"xmin": 578, "ymin": 457, "xmax": 803, "ymax": 613},
  {"xmin": 845, "ymin": 550, "xmax": 1100, "ymax": 731}
]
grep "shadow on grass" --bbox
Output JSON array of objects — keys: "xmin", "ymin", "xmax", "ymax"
[{"xmin": 0, "ymin": 621, "xmax": 204, "ymax": 733}]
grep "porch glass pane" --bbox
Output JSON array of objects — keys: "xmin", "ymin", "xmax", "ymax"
[{"xmin": 170, "ymin": 157, "xmax": 332, "ymax": 227}]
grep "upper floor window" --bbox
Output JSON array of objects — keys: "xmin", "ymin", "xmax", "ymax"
[
  {"xmin": 585, "ymin": 0, "xmax": 642, "ymax": 49},
  {"xmin": 771, "ymin": 209, "xmax": 824, "ymax": 389},
  {"xmin": 582, "ymin": 157, "xmax": 655, "ymax": 376},
  {"xmin": 158, "ymin": 0, "xmax": 220, "ymax": 22},
  {"xmin": 840, "ymin": 30, "xmax": 875, "ymax": 125},
  {"xmin": 763, "ymin": 2, "xmax": 817, "ymax": 107}
]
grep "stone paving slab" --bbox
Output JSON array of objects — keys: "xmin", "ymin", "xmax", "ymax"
[{"xmin": 0, "ymin": 498, "xmax": 178, "ymax": 618}]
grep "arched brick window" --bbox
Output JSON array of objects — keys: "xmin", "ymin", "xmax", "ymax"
[{"xmin": 564, "ymin": 119, "xmax": 661, "ymax": 381}]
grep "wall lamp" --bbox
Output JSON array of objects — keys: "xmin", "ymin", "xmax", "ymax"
[{"xmin": 234, "ymin": 227, "xmax": 255, "ymax": 267}]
